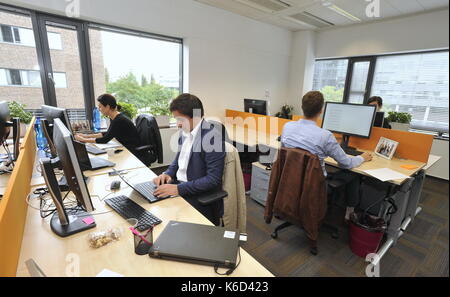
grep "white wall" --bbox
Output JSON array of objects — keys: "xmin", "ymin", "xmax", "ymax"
[
  {"xmin": 315, "ymin": 9, "xmax": 449, "ymax": 58},
  {"xmin": 427, "ymin": 139, "xmax": 449, "ymax": 180},
  {"xmin": 1, "ymin": 0, "xmax": 292, "ymax": 119}
]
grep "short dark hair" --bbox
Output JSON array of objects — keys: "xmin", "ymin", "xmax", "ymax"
[
  {"xmin": 368, "ymin": 96, "xmax": 383, "ymax": 108},
  {"xmin": 169, "ymin": 93, "xmax": 204, "ymax": 118},
  {"xmin": 97, "ymin": 93, "xmax": 121, "ymax": 111},
  {"xmin": 302, "ymin": 91, "xmax": 324, "ymax": 118}
]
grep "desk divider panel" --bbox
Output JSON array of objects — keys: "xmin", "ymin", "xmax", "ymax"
[
  {"xmin": 226, "ymin": 109, "xmax": 433, "ymax": 163},
  {"xmin": 0, "ymin": 117, "xmax": 36, "ymax": 276}
]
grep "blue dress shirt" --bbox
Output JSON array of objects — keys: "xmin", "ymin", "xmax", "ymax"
[{"xmin": 281, "ymin": 119, "xmax": 364, "ymax": 176}]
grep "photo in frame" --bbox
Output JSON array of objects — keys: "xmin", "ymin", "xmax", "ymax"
[{"xmin": 374, "ymin": 137, "xmax": 399, "ymax": 160}]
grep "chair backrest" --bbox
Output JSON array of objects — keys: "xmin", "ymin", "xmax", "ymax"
[{"xmin": 135, "ymin": 114, "xmax": 163, "ymax": 164}]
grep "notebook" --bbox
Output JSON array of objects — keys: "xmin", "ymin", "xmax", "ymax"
[{"xmin": 148, "ymin": 221, "xmax": 239, "ymax": 268}]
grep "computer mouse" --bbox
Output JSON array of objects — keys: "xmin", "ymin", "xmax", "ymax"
[{"xmin": 110, "ymin": 180, "xmax": 121, "ymax": 190}]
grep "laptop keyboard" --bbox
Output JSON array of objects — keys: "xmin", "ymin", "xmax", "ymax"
[
  {"xmin": 134, "ymin": 181, "xmax": 160, "ymax": 202},
  {"xmin": 105, "ymin": 195, "xmax": 162, "ymax": 231},
  {"xmin": 86, "ymin": 145, "xmax": 106, "ymax": 155}
]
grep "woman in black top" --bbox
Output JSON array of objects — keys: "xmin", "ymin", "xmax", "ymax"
[
  {"xmin": 74, "ymin": 94, "xmax": 140, "ymax": 154},
  {"xmin": 368, "ymin": 96, "xmax": 392, "ymax": 129}
]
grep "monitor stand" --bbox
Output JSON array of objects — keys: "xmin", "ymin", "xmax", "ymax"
[
  {"xmin": 41, "ymin": 158, "xmax": 96, "ymax": 237},
  {"xmin": 340, "ymin": 134, "xmax": 358, "ymax": 154}
]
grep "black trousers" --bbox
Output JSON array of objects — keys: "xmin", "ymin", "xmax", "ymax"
[{"xmin": 328, "ymin": 170, "xmax": 361, "ymax": 207}]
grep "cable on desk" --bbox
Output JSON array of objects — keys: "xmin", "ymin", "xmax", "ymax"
[{"xmin": 214, "ymin": 246, "xmax": 241, "ymax": 276}]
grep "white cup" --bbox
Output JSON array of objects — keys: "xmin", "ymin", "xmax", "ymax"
[{"xmin": 106, "ymin": 148, "xmax": 115, "ymax": 157}]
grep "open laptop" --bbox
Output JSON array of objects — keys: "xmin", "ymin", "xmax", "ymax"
[
  {"xmin": 149, "ymin": 221, "xmax": 239, "ymax": 269},
  {"xmin": 113, "ymin": 169, "xmax": 171, "ymax": 203},
  {"xmin": 73, "ymin": 140, "xmax": 115, "ymax": 171}
]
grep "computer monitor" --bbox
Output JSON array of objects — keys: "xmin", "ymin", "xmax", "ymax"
[
  {"xmin": 41, "ymin": 105, "xmax": 73, "ymax": 157},
  {"xmin": 40, "ymin": 118, "xmax": 96, "ymax": 237},
  {"xmin": 244, "ymin": 99, "xmax": 267, "ymax": 115},
  {"xmin": 373, "ymin": 112, "xmax": 385, "ymax": 128},
  {"xmin": 0, "ymin": 101, "xmax": 21, "ymax": 161},
  {"xmin": 321, "ymin": 102, "xmax": 376, "ymax": 151}
]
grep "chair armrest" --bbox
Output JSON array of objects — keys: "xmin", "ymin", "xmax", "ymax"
[
  {"xmin": 197, "ymin": 190, "xmax": 228, "ymax": 206},
  {"xmin": 135, "ymin": 145, "xmax": 153, "ymax": 152}
]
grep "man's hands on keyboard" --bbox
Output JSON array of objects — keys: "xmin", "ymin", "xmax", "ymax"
[{"xmin": 154, "ymin": 184, "xmax": 178, "ymax": 198}]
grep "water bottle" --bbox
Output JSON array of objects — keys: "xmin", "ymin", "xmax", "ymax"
[
  {"xmin": 35, "ymin": 117, "xmax": 47, "ymax": 151},
  {"xmin": 93, "ymin": 107, "xmax": 101, "ymax": 132}
]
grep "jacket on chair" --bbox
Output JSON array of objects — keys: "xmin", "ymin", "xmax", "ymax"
[{"xmin": 264, "ymin": 147, "xmax": 327, "ymax": 242}]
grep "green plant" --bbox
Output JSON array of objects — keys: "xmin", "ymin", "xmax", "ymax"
[
  {"xmin": 275, "ymin": 104, "xmax": 294, "ymax": 120},
  {"xmin": 149, "ymin": 100, "xmax": 171, "ymax": 116},
  {"xmin": 117, "ymin": 102, "xmax": 138, "ymax": 120},
  {"xmin": 386, "ymin": 111, "xmax": 412, "ymax": 124},
  {"xmin": 8, "ymin": 101, "xmax": 33, "ymax": 124}
]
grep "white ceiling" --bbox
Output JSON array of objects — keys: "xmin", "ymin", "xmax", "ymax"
[{"xmin": 195, "ymin": 0, "xmax": 449, "ymax": 31}]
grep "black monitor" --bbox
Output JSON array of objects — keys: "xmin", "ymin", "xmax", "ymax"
[
  {"xmin": 321, "ymin": 102, "xmax": 376, "ymax": 151},
  {"xmin": 41, "ymin": 105, "xmax": 73, "ymax": 157},
  {"xmin": 373, "ymin": 112, "xmax": 385, "ymax": 128},
  {"xmin": 40, "ymin": 118, "xmax": 96, "ymax": 237},
  {"xmin": 0, "ymin": 101, "xmax": 21, "ymax": 162},
  {"xmin": 244, "ymin": 99, "xmax": 267, "ymax": 115}
]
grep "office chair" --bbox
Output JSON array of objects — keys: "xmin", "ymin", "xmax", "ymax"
[{"xmin": 135, "ymin": 114, "xmax": 163, "ymax": 167}]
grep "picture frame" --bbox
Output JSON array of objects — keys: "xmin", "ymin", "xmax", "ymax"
[{"xmin": 374, "ymin": 137, "xmax": 399, "ymax": 160}]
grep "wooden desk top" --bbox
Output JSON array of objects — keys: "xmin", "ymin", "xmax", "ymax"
[
  {"xmin": 16, "ymin": 167, "xmax": 273, "ymax": 277},
  {"xmin": 325, "ymin": 150, "xmax": 426, "ymax": 185},
  {"xmin": 225, "ymin": 124, "xmax": 427, "ymax": 186},
  {"xmin": 82, "ymin": 148, "xmax": 146, "ymax": 177}
]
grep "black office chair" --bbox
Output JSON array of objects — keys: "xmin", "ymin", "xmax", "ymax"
[{"xmin": 135, "ymin": 114, "xmax": 163, "ymax": 167}]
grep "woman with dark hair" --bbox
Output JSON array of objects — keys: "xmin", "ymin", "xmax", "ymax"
[
  {"xmin": 368, "ymin": 96, "xmax": 392, "ymax": 129},
  {"xmin": 74, "ymin": 94, "xmax": 140, "ymax": 154}
]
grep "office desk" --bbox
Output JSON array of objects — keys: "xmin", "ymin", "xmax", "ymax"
[
  {"xmin": 225, "ymin": 123, "xmax": 280, "ymax": 149},
  {"xmin": 82, "ymin": 148, "xmax": 146, "ymax": 177},
  {"xmin": 15, "ymin": 166, "xmax": 273, "ymax": 277}
]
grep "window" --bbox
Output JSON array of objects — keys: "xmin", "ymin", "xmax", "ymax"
[
  {"xmin": 53, "ymin": 72, "xmax": 67, "ymax": 88},
  {"xmin": 0, "ymin": 68, "xmax": 67, "ymax": 88},
  {"xmin": 89, "ymin": 26, "xmax": 182, "ymax": 116},
  {"xmin": 371, "ymin": 52, "xmax": 449, "ymax": 135},
  {"xmin": 312, "ymin": 59, "xmax": 348, "ymax": 102},
  {"xmin": 0, "ymin": 23, "xmax": 62, "ymax": 49},
  {"xmin": 313, "ymin": 50, "xmax": 449, "ymax": 136}
]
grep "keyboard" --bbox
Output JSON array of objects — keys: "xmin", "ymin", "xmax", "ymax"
[
  {"xmin": 105, "ymin": 195, "xmax": 162, "ymax": 231},
  {"xmin": 133, "ymin": 181, "xmax": 162, "ymax": 203},
  {"xmin": 86, "ymin": 145, "xmax": 106, "ymax": 155},
  {"xmin": 344, "ymin": 149, "xmax": 364, "ymax": 156}
]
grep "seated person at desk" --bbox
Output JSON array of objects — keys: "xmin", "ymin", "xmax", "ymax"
[
  {"xmin": 368, "ymin": 96, "xmax": 392, "ymax": 129},
  {"xmin": 281, "ymin": 91, "xmax": 373, "ymax": 221},
  {"xmin": 74, "ymin": 94, "xmax": 140, "ymax": 155},
  {"xmin": 152, "ymin": 93, "xmax": 226, "ymax": 223}
]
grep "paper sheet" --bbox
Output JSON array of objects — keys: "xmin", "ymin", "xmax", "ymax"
[
  {"xmin": 96, "ymin": 269, "xmax": 124, "ymax": 277},
  {"xmin": 93, "ymin": 140, "xmax": 122, "ymax": 150},
  {"xmin": 364, "ymin": 168, "xmax": 410, "ymax": 182}
]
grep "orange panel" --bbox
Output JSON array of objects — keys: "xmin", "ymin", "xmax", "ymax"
[
  {"xmin": 225, "ymin": 109, "xmax": 292, "ymax": 135},
  {"xmin": 0, "ymin": 118, "xmax": 36, "ymax": 276},
  {"xmin": 349, "ymin": 127, "xmax": 433, "ymax": 163}
]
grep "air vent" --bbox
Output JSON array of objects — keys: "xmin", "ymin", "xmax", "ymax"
[
  {"xmin": 238, "ymin": 0, "xmax": 291, "ymax": 12},
  {"xmin": 289, "ymin": 11, "xmax": 334, "ymax": 28}
]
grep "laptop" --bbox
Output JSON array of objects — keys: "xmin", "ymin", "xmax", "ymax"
[
  {"xmin": 113, "ymin": 168, "xmax": 170, "ymax": 203},
  {"xmin": 148, "ymin": 221, "xmax": 239, "ymax": 269},
  {"xmin": 85, "ymin": 144, "xmax": 106, "ymax": 155},
  {"xmin": 73, "ymin": 140, "xmax": 115, "ymax": 171}
]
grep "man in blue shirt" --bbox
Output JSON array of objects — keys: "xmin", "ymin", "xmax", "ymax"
[{"xmin": 281, "ymin": 91, "xmax": 373, "ymax": 221}]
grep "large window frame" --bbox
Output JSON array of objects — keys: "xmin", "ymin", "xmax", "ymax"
[
  {"xmin": 315, "ymin": 49, "xmax": 449, "ymax": 138},
  {"xmin": 0, "ymin": 3, "xmax": 184, "ymax": 123}
]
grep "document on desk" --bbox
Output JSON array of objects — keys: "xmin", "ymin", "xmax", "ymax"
[
  {"xmin": 363, "ymin": 168, "xmax": 410, "ymax": 182},
  {"xmin": 92, "ymin": 139, "xmax": 122, "ymax": 150}
]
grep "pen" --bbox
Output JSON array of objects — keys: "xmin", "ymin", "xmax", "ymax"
[{"xmin": 129, "ymin": 226, "xmax": 152, "ymax": 245}]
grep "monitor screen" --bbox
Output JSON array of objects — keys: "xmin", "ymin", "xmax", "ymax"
[
  {"xmin": 41, "ymin": 105, "xmax": 73, "ymax": 134},
  {"xmin": 244, "ymin": 99, "xmax": 267, "ymax": 115},
  {"xmin": 53, "ymin": 118, "xmax": 94, "ymax": 212},
  {"xmin": 0, "ymin": 101, "xmax": 11, "ymax": 143},
  {"xmin": 322, "ymin": 102, "xmax": 376, "ymax": 138}
]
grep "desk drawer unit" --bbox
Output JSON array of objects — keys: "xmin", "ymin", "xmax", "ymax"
[{"xmin": 250, "ymin": 162, "xmax": 271, "ymax": 206}]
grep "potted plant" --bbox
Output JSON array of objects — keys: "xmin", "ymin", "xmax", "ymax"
[
  {"xmin": 386, "ymin": 111, "xmax": 412, "ymax": 131},
  {"xmin": 149, "ymin": 100, "xmax": 171, "ymax": 128},
  {"xmin": 275, "ymin": 104, "xmax": 294, "ymax": 120},
  {"xmin": 117, "ymin": 102, "xmax": 138, "ymax": 121},
  {"xmin": 8, "ymin": 101, "xmax": 33, "ymax": 137}
]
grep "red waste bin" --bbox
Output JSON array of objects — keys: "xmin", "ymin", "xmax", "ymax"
[{"xmin": 349, "ymin": 212, "xmax": 386, "ymax": 258}]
